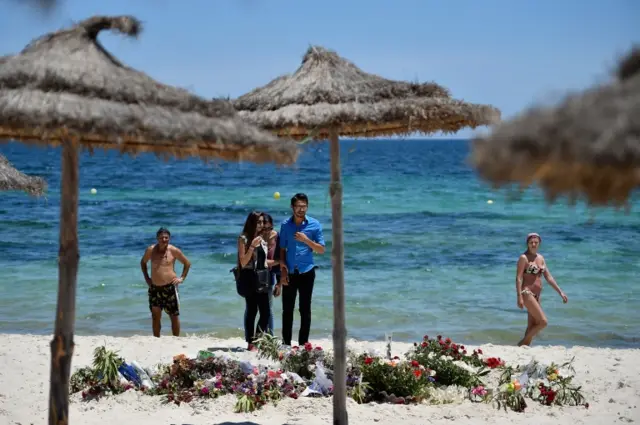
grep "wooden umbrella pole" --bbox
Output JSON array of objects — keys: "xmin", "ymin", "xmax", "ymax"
[
  {"xmin": 48, "ymin": 139, "xmax": 80, "ymax": 425},
  {"xmin": 329, "ymin": 128, "xmax": 348, "ymax": 425}
]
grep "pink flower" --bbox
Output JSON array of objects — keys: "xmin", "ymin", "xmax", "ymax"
[
  {"xmin": 472, "ymin": 386, "xmax": 488, "ymax": 397},
  {"xmin": 200, "ymin": 387, "xmax": 210, "ymax": 395}
]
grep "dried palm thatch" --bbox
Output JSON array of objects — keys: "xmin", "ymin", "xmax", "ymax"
[
  {"xmin": 235, "ymin": 45, "xmax": 501, "ymax": 139},
  {"xmin": 0, "ymin": 15, "xmax": 299, "ymax": 165},
  {"xmin": 0, "ymin": 153, "xmax": 47, "ymax": 196},
  {"xmin": 470, "ymin": 46, "xmax": 640, "ymax": 207}
]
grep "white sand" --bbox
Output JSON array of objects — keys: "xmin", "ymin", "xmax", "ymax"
[{"xmin": 1, "ymin": 333, "xmax": 638, "ymax": 425}]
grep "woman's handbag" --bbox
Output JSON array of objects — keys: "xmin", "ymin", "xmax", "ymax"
[
  {"xmin": 233, "ymin": 238, "xmax": 270, "ymax": 297},
  {"xmin": 255, "ymin": 268, "xmax": 271, "ymax": 294}
]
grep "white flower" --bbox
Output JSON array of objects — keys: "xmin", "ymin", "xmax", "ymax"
[
  {"xmin": 308, "ymin": 364, "xmax": 316, "ymax": 372},
  {"xmin": 443, "ymin": 355, "xmax": 454, "ymax": 362},
  {"xmin": 453, "ymin": 361, "xmax": 478, "ymax": 374},
  {"xmin": 426, "ymin": 386, "xmax": 467, "ymax": 405},
  {"xmin": 429, "ymin": 369, "xmax": 436, "ymax": 377},
  {"xmin": 378, "ymin": 359, "xmax": 386, "ymax": 366},
  {"xmin": 427, "ymin": 352, "xmax": 436, "ymax": 359}
]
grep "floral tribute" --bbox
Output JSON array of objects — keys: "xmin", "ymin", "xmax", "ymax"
[{"xmin": 69, "ymin": 333, "xmax": 587, "ymax": 413}]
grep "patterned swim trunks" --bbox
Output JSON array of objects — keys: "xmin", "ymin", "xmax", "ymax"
[{"xmin": 148, "ymin": 283, "xmax": 180, "ymax": 316}]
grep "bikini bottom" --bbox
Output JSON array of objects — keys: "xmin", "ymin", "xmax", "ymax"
[{"xmin": 521, "ymin": 289, "xmax": 540, "ymax": 302}]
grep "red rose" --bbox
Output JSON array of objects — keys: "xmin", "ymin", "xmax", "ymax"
[
  {"xmin": 364, "ymin": 357, "xmax": 373, "ymax": 365},
  {"xmin": 413, "ymin": 369, "xmax": 422, "ymax": 378},
  {"xmin": 304, "ymin": 342, "xmax": 313, "ymax": 351},
  {"xmin": 477, "ymin": 349, "xmax": 483, "ymax": 354},
  {"xmin": 423, "ymin": 335, "xmax": 429, "ymax": 340},
  {"xmin": 315, "ymin": 346, "xmax": 323, "ymax": 351},
  {"xmin": 421, "ymin": 342, "xmax": 427, "ymax": 348},
  {"xmin": 411, "ymin": 360, "xmax": 419, "ymax": 367},
  {"xmin": 445, "ymin": 338, "xmax": 452, "ymax": 344},
  {"xmin": 437, "ymin": 335, "xmax": 442, "ymax": 340}
]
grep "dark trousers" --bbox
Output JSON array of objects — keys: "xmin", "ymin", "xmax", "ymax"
[
  {"xmin": 244, "ymin": 291, "xmax": 271, "ymax": 343},
  {"xmin": 282, "ymin": 268, "xmax": 316, "ymax": 345}
]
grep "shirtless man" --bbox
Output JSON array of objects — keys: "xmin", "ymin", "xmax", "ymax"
[{"xmin": 140, "ymin": 227, "xmax": 191, "ymax": 337}]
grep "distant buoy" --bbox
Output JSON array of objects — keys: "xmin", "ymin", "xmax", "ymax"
[
  {"xmin": 273, "ymin": 191, "xmax": 281, "ymax": 200},
  {"xmin": 90, "ymin": 188, "xmax": 97, "ymax": 195},
  {"xmin": 487, "ymin": 199, "xmax": 493, "ymax": 204}
]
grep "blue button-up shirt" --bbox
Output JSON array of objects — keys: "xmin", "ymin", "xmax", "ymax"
[{"xmin": 279, "ymin": 215, "xmax": 325, "ymax": 274}]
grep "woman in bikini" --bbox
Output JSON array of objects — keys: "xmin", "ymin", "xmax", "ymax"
[{"xmin": 515, "ymin": 233, "xmax": 568, "ymax": 346}]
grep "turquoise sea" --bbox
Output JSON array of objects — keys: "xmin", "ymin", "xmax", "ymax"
[{"xmin": 1, "ymin": 139, "xmax": 638, "ymax": 348}]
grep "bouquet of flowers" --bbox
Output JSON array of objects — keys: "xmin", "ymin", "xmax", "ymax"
[{"xmin": 406, "ymin": 335, "xmax": 491, "ymax": 387}]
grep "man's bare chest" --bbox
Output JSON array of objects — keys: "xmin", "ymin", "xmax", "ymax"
[{"xmin": 152, "ymin": 251, "xmax": 175, "ymax": 267}]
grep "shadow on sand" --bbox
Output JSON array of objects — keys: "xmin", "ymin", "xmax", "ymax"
[
  {"xmin": 215, "ymin": 422, "xmax": 292, "ymax": 425},
  {"xmin": 206, "ymin": 346, "xmax": 247, "ymax": 353}
]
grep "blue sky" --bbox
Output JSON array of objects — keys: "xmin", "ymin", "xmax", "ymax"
[{"xmin": 1, "ymin": 0, "xmax": 638, "ymax": 138}]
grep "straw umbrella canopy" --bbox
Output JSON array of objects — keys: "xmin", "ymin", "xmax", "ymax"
[
  {"xmin": 0, "ymin": 15, "xmax": 299, "ymax": 425},
  {"xmin": 470, "ymin": 46, "xmax": 640, "ymax": 208},
  {"xmin": 234, "ymin": 45, "xmax": 501, "ymax": 425},
  {"xmin": 0, "ymin": 153, "xmax": 47, "ymax": 196},
  {"xmin": 236, "ymin": 46, "xmax": 500, "ymax": 140}
]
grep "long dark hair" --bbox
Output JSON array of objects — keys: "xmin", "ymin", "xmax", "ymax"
[
  {"xmin": 241, "ymin": 210, "xmax": 263, "ymax": 239},
  {"xmin": 262, "ymin": 213, "xmax": 274, "ymax": 229}
]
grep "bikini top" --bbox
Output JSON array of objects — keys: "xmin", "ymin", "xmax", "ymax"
[{"xmin": 524, "ymin": 262, "xmax": 545, "ymax": 275}]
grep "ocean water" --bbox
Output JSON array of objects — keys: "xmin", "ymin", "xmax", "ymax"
[{"xmin": 1, "ymin": 139, "xmax": 639, "ymax": 348}]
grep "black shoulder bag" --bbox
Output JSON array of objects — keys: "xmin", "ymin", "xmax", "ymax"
[
  {"xmin": 231, "ymin": 235, "xmax": 246, "ymax": 297},
  {"xmin": 254, "ymin": 245, "xmax": 271, "ymax": 294},
  {"xmin": 231, "ymin": 238, "xmax": 270, "ymax": 297}
]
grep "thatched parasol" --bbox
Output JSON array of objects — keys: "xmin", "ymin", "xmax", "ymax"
[
  {"xmin": 0, "ymin": 15, "xmax": 299, "ymax": 425},
  {"xmin": 470, "ymin": 46, "xmax": 640, "ymax": 208},
  {"xmin": 235, "ymin": 45, "xmax": 501, "ymax": 425},
  {"xmin": 236, "ymin": 46, "xmax": 500, "ymax": 140},
  {"xmin": 0, "ymin": 153, "xmax": 47, "ymax": 196}
]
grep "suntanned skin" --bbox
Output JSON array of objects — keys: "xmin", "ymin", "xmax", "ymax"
[
  {"xmin": 515, "ymin": 236, "xmax": 567, "ymax": 346},
  {"xmin": 140, "ymin": 231, "xmax": 191, "ymax": 337}
]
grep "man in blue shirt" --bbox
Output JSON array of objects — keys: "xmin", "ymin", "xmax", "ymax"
[{"xmin": 278, "ymin": 193, "xmax": 325, "ymax": 346}]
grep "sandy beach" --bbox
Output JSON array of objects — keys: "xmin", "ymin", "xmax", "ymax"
[{"xmin": 1, "ymin": 333, "xmax": 638, "ymax": 425}]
